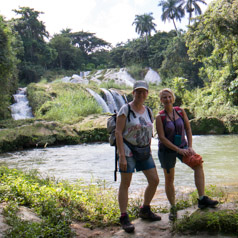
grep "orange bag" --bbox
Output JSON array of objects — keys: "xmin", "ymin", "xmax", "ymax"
[{"xmin": 182, "ymin": 153, "xmax": 203, "ymax": 169}]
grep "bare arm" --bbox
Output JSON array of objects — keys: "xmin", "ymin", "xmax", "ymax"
[
  {"xmin": 182, "ymin": 108, "xmax": 196, "ymax": 154},
  {"xmin": 115, "ymin": 114, "xmax": 127, "ymax": 171}
]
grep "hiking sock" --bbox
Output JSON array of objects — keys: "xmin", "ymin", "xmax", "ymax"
[
  {"xmin": 141, "ymin": 205, "xmax": 150, "ymax": 209},
  {"xmin": 120, "ymin": 212, "xmax": 127, "ymax": 218}
]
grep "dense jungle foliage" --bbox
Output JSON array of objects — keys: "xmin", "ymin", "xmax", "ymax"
[{"xmin": 0, "ymin": 0, "xmax": 238, "ymax": 121}]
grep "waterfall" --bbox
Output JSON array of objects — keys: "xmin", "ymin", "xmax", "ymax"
[
  {"xmin": 104, "ymin": 68, "xmax": 135, "ymax": 87},
  {"xmin": 10, "ymin": 88, "xmax": 34, "ymax": 120},
  {"xmin": 109, "ymin": 89, "xmax": 125, "ymax": 112},
  {"xmin": 86, "ymin": 88, "xmax": 110, "ymax": 113},
  {"xmin": 100, "ymin": 88, "xmax": 118, "ymax": 113},
  {"xmin": 144, "ymin": 68, "xmax": 161, "ymax": 85}
]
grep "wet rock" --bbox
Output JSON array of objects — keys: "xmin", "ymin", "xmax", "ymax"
[
  {"xmin": 190, "ymin": 117, "xmax": 228, "ymax": 135},
  {"xmin": 0, "ymin": 116, "xmax": 109, "ymax": 153}
]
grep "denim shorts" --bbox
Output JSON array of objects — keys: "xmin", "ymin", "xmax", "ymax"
[
  {"xmin": 119, "ymin": 154, "xmax": 156, "ymax": 173},
  {"xmin": 158, "ymin": 148, "xmax": 184, "ymax": 173}
]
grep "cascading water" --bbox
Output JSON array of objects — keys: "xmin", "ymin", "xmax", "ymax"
[
  {"xmin": 104, "ymin": 68, "xmax": 135, "ymax": 87},
  {"xmin": 10, "ymin": 88, "xmax": 34, "ymax": 120},
  {"xmin": 109, "ymin": 89, "xmax": 125, "ymax": 112},
  {"xmin": 86, "ymin": 88, "xmax": 111, "ymax": 113},
  {"xmin": 59, "ymin": 68, "xmax": 163, "ymax": 113},
  {"xmin": 100, "ymin": 88, "xmax": 118, "ymax": 113},
  {"xmin": 144, "ymin": 68, "xmax": 161, "ymax": 85}
]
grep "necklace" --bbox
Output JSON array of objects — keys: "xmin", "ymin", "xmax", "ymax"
[{"xmin": 165, "ymin": 109, "xmax": 178, "ymax": 134}]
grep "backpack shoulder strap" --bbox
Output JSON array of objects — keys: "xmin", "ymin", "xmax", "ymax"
[
  {"xmin": 127, "ymin": 104, "xmax": 136, "ymax": 122},
  {"xmin": 146, "ymin": 106, "xmax": 153, "ymax": 123},
  {"xmin": 174, "ymin": 106, "xmax": 183, "ymax": 120},
  {"xmin": 159, "ymin": 109, "xmax": 166, "ymax": 123}
]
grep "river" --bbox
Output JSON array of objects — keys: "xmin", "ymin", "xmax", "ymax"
[{"xmin": 0, "ymin": 135, "xmax": 237, "ymax": 205}]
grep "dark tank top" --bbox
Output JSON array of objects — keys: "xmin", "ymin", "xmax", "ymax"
[{"xmin": 159, "ymin": 115, "xmax": 187, "ymax": 150}]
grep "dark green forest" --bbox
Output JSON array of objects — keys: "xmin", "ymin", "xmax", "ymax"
[{"xmin": 0, "ymin": 0, "xmax": 238, "ymax": 121}]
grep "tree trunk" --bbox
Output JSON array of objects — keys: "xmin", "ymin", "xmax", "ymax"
[
  {"xmin": 172, "ymin": 19, "xmax": 178, "ymax": 35},
  {"xmin": 189, "ymin": 11, "xmax": 192, "ymax": 25}
]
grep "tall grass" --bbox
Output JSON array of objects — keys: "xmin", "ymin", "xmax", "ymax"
[
  {"xmin": 99, "ymin": 80, "xmax": 130, "ymax": 90},
  {"xmin": 126, "ymin": 64, "xmax": 147, "ymax": 81},
  {"xmin": 36, "ymin": 90, "xmax": 102, "ymax": 124}
]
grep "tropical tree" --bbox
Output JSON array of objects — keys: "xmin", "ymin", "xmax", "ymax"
[
  {"xmin": 183, "ymin": 0, "xmax": 207, "ymax": 25},
  {"xmin": 49, "ymin": 33, "xmax": 84, "ymax": 70},
  {"xmin": 67, "ymin": 31, "xmax": 110, "ymax": 54},
  {"xmin": 132, "ymin": 13, "xmax": 157, "ymax": 43},
  {"xmin": 159, "ymin": 34, "xmax": 203, "ymax": 88},
  {"xmin": 12, "ymin": 7, "xmax": 56, "ymax": 83},
  {"xmin": 186, "ymin": 0, "xmax": 238, "ymax": 105},
  {"xmin": 148, "ymin": 30, "xmax": 177, "ymax": 68},
  {"xmin": 0, "ymin": 15, "xmax": 19, "ymax": 119},
  {"xmin": 109, "ymin": 43, "xmax": 127, "ymax": 68},
  {"xmin": 158, "ymin": 0, "xmax": 185, "ymax": 34},
  {"xmin": 122, "ymin": 39, "xmax": 149, "ymax": 66}
]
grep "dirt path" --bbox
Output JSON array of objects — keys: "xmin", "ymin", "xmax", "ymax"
[{"xmin": 0, "ymin": 203, "xmax": 236, "ymax": 238}]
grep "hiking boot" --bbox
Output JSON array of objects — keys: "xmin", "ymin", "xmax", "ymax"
[
  {"xmin": 169, "ymin": 206, "xmax": 177, "ymax": 221},
  {"xmin": 198, "ymin": 196, "xmax": 218, "ymax": 209},
  {"xmin": 119, "ymin": 214, "xmax": 135, "ymax": 233},
  {"xmin": 139, "ymin": 206, "xmax": 161, "ymax": 221}
]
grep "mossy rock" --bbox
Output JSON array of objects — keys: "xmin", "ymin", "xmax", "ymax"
[
  {"xmin": 27, "ymin": 83, "xmax": 53, "ymax": 113},
  {"xmin": 190, "ymin": 117, "xmax": 228, "ymax": 135},
  {"xmin": 174, "ymin": 207, "xmax": 238, "ymax": 235},
  {"xmin": 223, "ymin": 117, "xmax": 238, "ymax": 134},
  {"xmin": 0, "ymin": 117, "xmax": 109, "ymax": 153}
]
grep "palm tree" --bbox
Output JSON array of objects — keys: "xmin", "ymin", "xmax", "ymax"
[
  {"xmin": 183, "ymin": 0, "xmax": 207, "ymax": 25},
  {"xmin": 132, "ymin": 13, "xmax": 157, "ymax": 43},
  {"xmin": 158, "ymin": 0, "xmax": 184, "ymax": 34}
]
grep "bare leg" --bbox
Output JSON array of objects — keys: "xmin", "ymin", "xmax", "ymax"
[
  {"xmin": 118, "ymin": 173, "xmax": 133, "ymax": 213},
  {"xmin": 193, "ymin": 164, "xmax": 205, "ymax": 196},
  {"xmin": 163, "ymin": 168, "xmax": 175, "ymax": 206},
  {"xmin": 142, "ymin": 168, "xmax": 159, "ymax": 205}
]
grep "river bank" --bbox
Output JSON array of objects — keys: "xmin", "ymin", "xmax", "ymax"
[
  {"xmin": 0, "ymin": 114, "xmax": 238, "ymax": 153},
  {"xmin": 1, "ymin": 202, "xmax": 237, "ymax": 238},
  {"xmin": 0, "ymin": 167, "xmax": 237, "ymax": 237}
]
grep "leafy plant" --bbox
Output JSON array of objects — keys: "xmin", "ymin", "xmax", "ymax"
[{"xmin": 173, "ymin": 209, "xmax": 238, "ymax": 235}]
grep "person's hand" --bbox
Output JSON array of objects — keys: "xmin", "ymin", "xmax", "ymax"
[
  {"xmin": 119, "ymin": 156, "xmax": 127, "ymax": 172},
  {"xmin": 188, "ymin": 147, "xmax": 196, "ymax": 155},
  {"xmin": 177, "ymin": 148, "xmax": 190, "ymax": 156}
]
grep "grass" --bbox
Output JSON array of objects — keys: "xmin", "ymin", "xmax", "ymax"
[
  {"xmin": 0, "ymin": 166, "xmax": 236, "ymax": 237},
  {"xmin": 171, "ymin": 185, "xmax": 238, "ymax": 236},
  {"xmin": 35, "ymin": 88, "xmax": 102, "ymax": 124},
  {"xmin": 173, "ymin": 209, "xmax": 238, "ymax": 235},
  {"xmin": 0, "ymin": 166, "xmax": 144, "ymax": 237},
  {"xmin": 126, "ymin": 64, "xmax": 148, "ymax": 81},
  {"xmin": 99, "ymin": 80, "xmax": 130, "ymax": 90}
]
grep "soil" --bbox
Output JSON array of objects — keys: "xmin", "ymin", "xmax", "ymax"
[{"xmin": 0, "ymin": 202, "xmax": 237, "ymax": 238}]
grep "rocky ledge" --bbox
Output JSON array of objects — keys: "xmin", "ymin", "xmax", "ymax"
[
  {"xmin": 0, "ymin": 115, "xmax": 237, "ymax": 153},
  {"xmin": 0, "ymin": 115, "xmax": 109, "ymax": 153}
]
